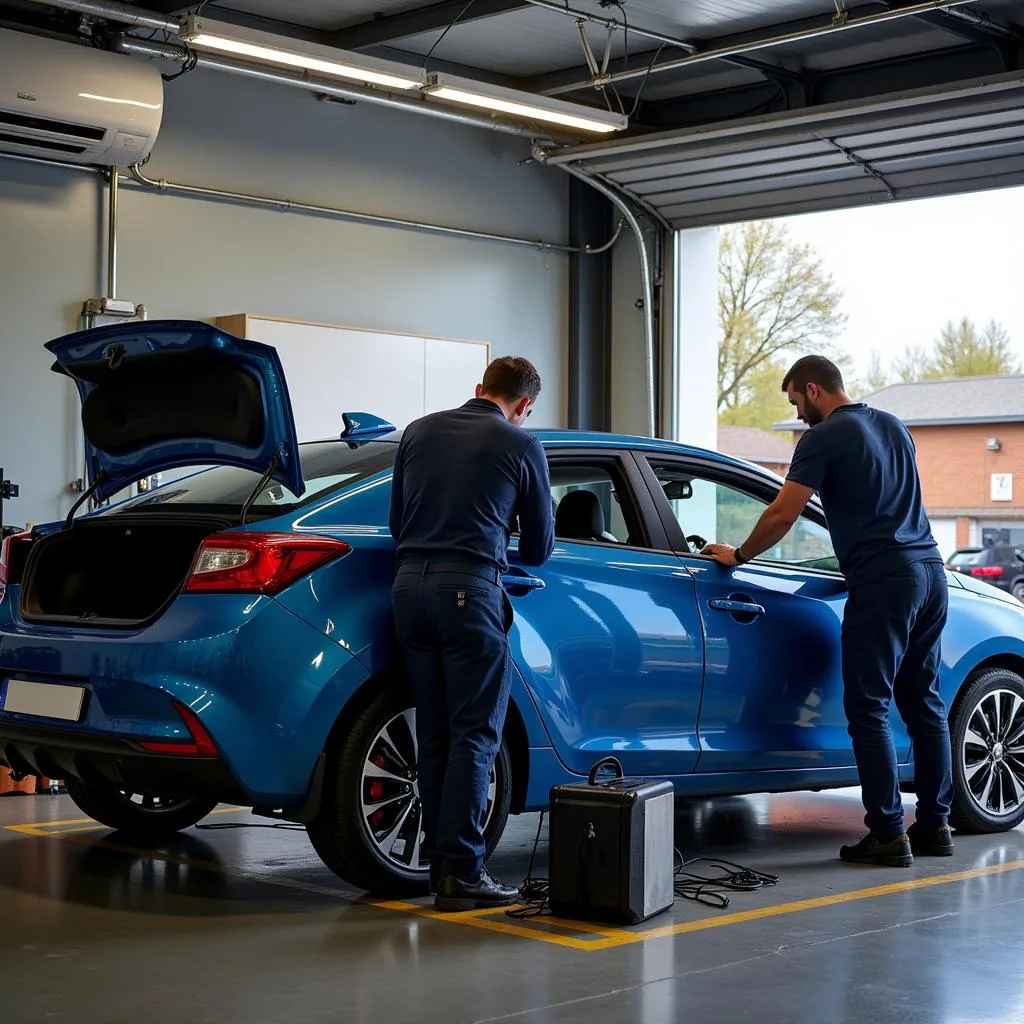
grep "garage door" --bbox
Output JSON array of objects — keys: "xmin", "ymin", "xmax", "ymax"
[
  {"xmin": 544, "ymin": 70, "xmax": 1024, "ymax": 228},
  {"xmin": 930, "ymin": 518, "xmax": 959, "ymax": 561}
]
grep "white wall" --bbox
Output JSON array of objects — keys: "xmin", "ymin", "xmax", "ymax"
[{"xmin": 0, "ymin": 65, "xmax": 569, "ymax": 526}]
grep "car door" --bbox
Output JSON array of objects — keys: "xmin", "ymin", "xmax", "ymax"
[
  {"xmin": 637, "ymin": 454, "xmax": 910, "ymax": 773},
  {"xmin": 505, "ymin": 447, "xmax": 705, "ymax": 777}
]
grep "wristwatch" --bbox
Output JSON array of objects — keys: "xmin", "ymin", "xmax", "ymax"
[{"xmin": 734, "ymin": 545, "xmax": 749, "ymax": 565}]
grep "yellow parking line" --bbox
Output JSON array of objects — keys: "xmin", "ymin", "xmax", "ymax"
[
  {"xmin": 2, "ymin": 804, "xmax": 248, "ymax": 838},
  {"xmin": 374, "ymin": 855, "xmax": 1024, "ymax": 951}
]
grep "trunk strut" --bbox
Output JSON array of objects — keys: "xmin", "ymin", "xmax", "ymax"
[
  {"xmin": 66, "ymin": 471, "xmax": 109, "ymax": 529},
  {"xmin": 239, "ymin": 454, "xmax": 281, "ymax": 526}
]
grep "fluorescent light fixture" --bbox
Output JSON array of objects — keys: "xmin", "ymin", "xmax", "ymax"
[
  {"xmin": 425, "ymin": 73, "xmax": 627, "ymax": 134},
  {"xmin": 178, "ymin": 17, "xmax": 426, "ymax": 91}
]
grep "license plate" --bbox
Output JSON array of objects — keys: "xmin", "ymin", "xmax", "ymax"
[{"xmin": 0, "ymin": 679, "xmax": 85, "ymax": 722}]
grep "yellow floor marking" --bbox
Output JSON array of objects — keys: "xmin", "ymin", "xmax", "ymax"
[
  {"xmin": 374, "ymin": 856, "xmax": 1024, "ymax": 951},
  {"xmin": 9, "ymin": 808, "xmax": 1024, "ymax": 952},
  {"xmin": 2, "ymin": 804, "xmax": 248, "ymax": 838}
]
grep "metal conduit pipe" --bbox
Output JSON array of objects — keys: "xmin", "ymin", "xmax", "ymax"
[
  {"xmin": 545, "ymin": 155, "xmax": 657, "ymax": 439},
  {"xmin": 0, "ymin": 150, "xmax": 574, "ymax": 254},
  {"xmin": 106, "ymin": 167, "xmax": 118, "ymax": 300},
  {"xmin": 536, "ymin": 0, "xmax": 983, "ymax": 93},
  {"xmin": 124, "ymin": 163, "xmax": 577, "ymax": 253},
  {"xmin": 115, "ymin": 37, "xmax": 578, "ymax": 144},
  {"xmin": 585, "ymin": 216, "xmax": 624, "ymax": 255},
  {"xmin": 25, "ymin": 0, "xmax": 177, "ymax": 32}
]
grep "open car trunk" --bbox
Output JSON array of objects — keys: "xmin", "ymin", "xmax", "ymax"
[{"xmin": 20, "ymin": 516, "xmax": 228, "ymax": 628}]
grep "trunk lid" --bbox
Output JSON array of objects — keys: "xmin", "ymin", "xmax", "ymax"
[{"xmin": 47, "ymin": 319, "xmax": 304, "ymax": 503}]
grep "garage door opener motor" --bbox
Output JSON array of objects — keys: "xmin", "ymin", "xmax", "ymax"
[{"xmin": 548, "ymin": 757, "xmax": 675, "ymax": 925}]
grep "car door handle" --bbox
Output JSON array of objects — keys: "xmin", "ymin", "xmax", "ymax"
[
  {"xmin": 708, "ymin": 598, "xmax": 765, "ymax": 616},
  {"xmin": 502, "ymin": 574, "xmax": 545, "ymax": 592}
]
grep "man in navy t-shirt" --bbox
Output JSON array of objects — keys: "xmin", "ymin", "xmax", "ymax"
[{"xmin": 703, "ymin": 355, "xmax": 953, "ymax": 867}]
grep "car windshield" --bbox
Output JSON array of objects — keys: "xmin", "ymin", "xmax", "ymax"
[
  {"xmin": 110, "ymin": 440, "xmax": 398, "ymax": 516},
  {"xmin": 948, "ymin": 550, "xmax": 983, "ymax": 566}
]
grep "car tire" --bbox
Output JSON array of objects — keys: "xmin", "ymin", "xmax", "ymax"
[
  {"xmin": 1011, "ymin": 580, "xmax": 1024, "ymax": 602},
  {"xmin": 63, "ymin": 779, "xmax": 218, "ymax": 838},
  {"xmin": 949, "ymin": 667, "xmax": 1024, "ymax": 834},
  {"xmin": 306, "ymin": 688, "xmax": 512, "ymax": 897}
]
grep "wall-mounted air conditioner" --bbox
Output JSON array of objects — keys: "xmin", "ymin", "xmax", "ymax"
[{"xmin": 0, "ymin": 27, "xmax": 163, "ymax": 167}]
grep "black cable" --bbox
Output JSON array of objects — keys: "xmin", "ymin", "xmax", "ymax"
[
  {"xmin": 628, "ymin": 43, "xmax": 666, "ymax": 118},
  {"xmin": 162, "ymin": 39, "xmax": 198, "ymax": 82},
  {"xmin": 421, "ymin": 0, "xmax": 477, "ymax": 69},
  {"xmin": 673, "ymin": 850, "xmax": 780, "ymax": 909},
  {"xmin": 194, "ymin": 821, "xmax": 307, "ymax": 832},
  {"xmin": 506, "ymin": 810, "xmax": 551, "ymax": 918}
]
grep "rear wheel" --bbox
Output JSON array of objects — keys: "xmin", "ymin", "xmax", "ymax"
[
  {"xmin": 306, "ymin": 688, "xmax": 511, "ymax": 896},
  {"xmin": 1011, "ymin": 580, "xmax": 1024, "ymax": 602},
  {"xmin": 949, "ymin": 668, "xmax": 1024, "ymax": 834},
  {"xmin": 64, "ymin": 779, "xmax": 217, "ymax": 838}
]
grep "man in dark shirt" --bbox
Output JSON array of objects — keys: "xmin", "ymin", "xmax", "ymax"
[
  {"xmin": 389, "ymin": 356, "xmax": 554, "ymax": 910},
  {"xmin": 703, "ymin": 355, "xmax": 954, "ymax": 867}
]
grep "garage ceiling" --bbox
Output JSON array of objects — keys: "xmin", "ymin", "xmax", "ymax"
[{"xmin": 1, "ymin": 0, "xmax": 1023, "ymax": 222}]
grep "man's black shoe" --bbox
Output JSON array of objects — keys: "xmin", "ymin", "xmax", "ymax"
[
  {"xmin": 839, "ymin": 832, "xmax": 913, "ymax": 867},
  {"xmin": 907, "ymin": 822, "xmax": 954, "ymax": 857},
  {"xmin": 434, "ymin": 869, "xmax": 519, "ymax": 912}
]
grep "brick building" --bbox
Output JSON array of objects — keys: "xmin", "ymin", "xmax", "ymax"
[
  {"xmin": 774, "ymin": 376, "xmax": 1024, "ymax": 559},
  {"xmin": 717, "ymin": 425, "xmax": 794, "ymax": 476}
]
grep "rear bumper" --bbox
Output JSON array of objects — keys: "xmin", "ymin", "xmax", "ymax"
[{"xmin": 0, "ymin": 719, "xmax": 249, "ymax": 804}]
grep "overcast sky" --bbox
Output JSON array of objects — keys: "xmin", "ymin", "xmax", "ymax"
[{"xmin": 777, "ymin": 185, "xmax": 1024, "ymax": 381}]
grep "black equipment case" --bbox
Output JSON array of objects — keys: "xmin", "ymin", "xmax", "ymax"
[{"xmin": 548, "ymin": 758, "xmax": 675, "ymax": 925}]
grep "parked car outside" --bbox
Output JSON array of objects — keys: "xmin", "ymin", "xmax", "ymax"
[{"xmin": 947, "ymin": 546, "xmax": 1024, "ymax": 602}]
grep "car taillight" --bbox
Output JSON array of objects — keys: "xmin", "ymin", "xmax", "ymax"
[
  {"xmin": 183, "ymin": 532, "xmax": 351, "ymax": 595},
  {"xmin": 139, "ymin": 700, "xmax": 219, "ymax": 757},
  {"xmin": 971, "ymin": 566, "xmax": 1004, "ymax": 578},
  {"xmin": 0, "ymin": 531, "xmax": 33, "ymax": 599}
]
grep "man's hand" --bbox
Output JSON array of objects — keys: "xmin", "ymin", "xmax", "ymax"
[{"xmin": 701, "ymin": 543, "xmax": 739, "ymax": 567}]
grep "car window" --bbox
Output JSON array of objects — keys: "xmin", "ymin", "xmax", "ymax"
[
  {"xmin": 649, "ymin": 461, "xmax": 839, "ymax": 572},
  {"xmin": 948, "ymin": 550, "xmax": 983, "ymax": 566},
  {"xmin": 111, "ymin": 440, "xmax": 397, "ymax": 516},
  {"xmin": 548, "ymin": 460, "xmax": 643, "ymax": 547}
]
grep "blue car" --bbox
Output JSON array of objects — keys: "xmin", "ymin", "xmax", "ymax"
[{"xmin": 2, "ymin": 320, "xmax": 1023, "ymax": 894}]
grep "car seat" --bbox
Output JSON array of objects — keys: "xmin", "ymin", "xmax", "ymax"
[{"xmin": 555, "ymin": 490, "xmax": 618, "ymax": 544}]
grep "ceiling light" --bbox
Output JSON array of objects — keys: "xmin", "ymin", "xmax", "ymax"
[
  {"xmin": 178, "ymin": 17, "xmax": 426, "ymax": 91},
  {"xmin": 425, "ymin": 73, "xmax": 627, "ymax": 134}
]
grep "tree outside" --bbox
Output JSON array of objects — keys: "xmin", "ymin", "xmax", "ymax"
[{"xmin": 715, "ymin": 221, "xmax": 1021, "ymax": 427}]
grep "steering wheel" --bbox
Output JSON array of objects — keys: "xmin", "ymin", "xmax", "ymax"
[{"xmin": 686, "ymin": 534, "xmax": 708, "ymax": 552}]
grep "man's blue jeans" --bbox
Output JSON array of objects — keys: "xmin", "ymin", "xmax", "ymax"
[
  {"xmin": 391, "ymin": 563, "xmax": 512, "ymax": 883},
  {"xmin": 841, "ymin": 559, "xmax": 953, "ymax": 840}
]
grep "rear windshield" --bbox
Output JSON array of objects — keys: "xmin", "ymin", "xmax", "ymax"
[
  {"xmin": 111, "ymin": 440, "xmax": 397, "ymax": 516},
  {"xmin": 948, "ymin": 550, "xmax": 983, "ymax": 566}
]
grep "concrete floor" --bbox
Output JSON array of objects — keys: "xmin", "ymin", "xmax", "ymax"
[{"xmin": 2, "ymin": 788, "xmax": 1023, "ymax": 1024}]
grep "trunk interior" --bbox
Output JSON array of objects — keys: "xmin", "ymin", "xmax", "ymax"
[{"xmin": 20, "ymin": 517, "xmax": 226, "ymax": 628}]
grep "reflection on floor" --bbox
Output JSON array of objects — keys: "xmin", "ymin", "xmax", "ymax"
[{"xmin": 2, "ymin": 787, "xmax": 1022, "ymax": 1023}]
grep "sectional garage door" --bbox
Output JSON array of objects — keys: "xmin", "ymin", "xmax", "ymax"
[{"xmin": 545, "ymin": 70, "xmax": 1024, "ymax": 228}]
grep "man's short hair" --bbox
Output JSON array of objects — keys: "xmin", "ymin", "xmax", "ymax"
[
  {"xmin": 482, "ymin": 356, "xmax": 542, "ymax": 403},
  {"xmin": 782, "ymin": 355, "xmax": 844, "ymax": 395}
]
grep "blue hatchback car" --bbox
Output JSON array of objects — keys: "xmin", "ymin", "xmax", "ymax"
[{"xmin": 2, "ymin": 320, "xmax": 1024, "ymax": 895}]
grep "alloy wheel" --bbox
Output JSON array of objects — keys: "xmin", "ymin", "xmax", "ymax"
[
  {"xmin": 360, "ymin": 709, "xmax": 496, "ymax": 874},
  {"xmin": 961, "ymin": 688, "xmax": 1024, "ymax": 820}
]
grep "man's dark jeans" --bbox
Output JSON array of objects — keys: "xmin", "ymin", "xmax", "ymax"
[
  {"xmin": 391, "ymin": 563, "xmax": 512, "ymax": 883},
  {"xmin": 841, "ymin": 559, "xmax": 953, "ymax": 840}
]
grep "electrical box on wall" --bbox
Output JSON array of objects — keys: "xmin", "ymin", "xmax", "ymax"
[{"xmin": 82, "ymin": 297, "xmax": 146, "ymax": 330}]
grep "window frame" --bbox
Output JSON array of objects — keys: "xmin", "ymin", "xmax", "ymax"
[
  {"xmin": 543, "ymin": 447, "xmax": 673, "ymax": 553},
  {"xmin": 634, "ymin": 453, "xmax": 842, "ymax": 577}
]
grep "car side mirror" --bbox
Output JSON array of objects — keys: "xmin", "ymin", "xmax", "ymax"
[{"xmin": 663, "ymin": 480, "xmax": 693, "ymax": 500}]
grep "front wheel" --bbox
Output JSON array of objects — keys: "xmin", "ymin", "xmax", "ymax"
[
  {"xmin": 64, "ymin": 779, "xmax": 218, "ymax": 838},
  {"xmin": 949, "ymin": 668, "xmax": 1024, "ymax": 833},
  {"xmin": 306, "ymin": 689, "xmax": 512, "ymax": 896}
]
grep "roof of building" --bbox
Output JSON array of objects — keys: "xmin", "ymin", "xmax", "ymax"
[
  {"xmin": 773, "ymin": 375, "xmax": 1024, "ymax": 432},
  {"xmin": 718, "ymin": 426, "xmax": 794, "ymax": 464}
]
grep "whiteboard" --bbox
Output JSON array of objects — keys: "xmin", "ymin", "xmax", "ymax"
[{"xmin": 217, "ymin": 316, "xmax": 490, "ymax": 442}]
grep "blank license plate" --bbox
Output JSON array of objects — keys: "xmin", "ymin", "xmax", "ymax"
[{"xmin": 1, "ymin": 679, "xmax": 85, "ymax": 722}]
